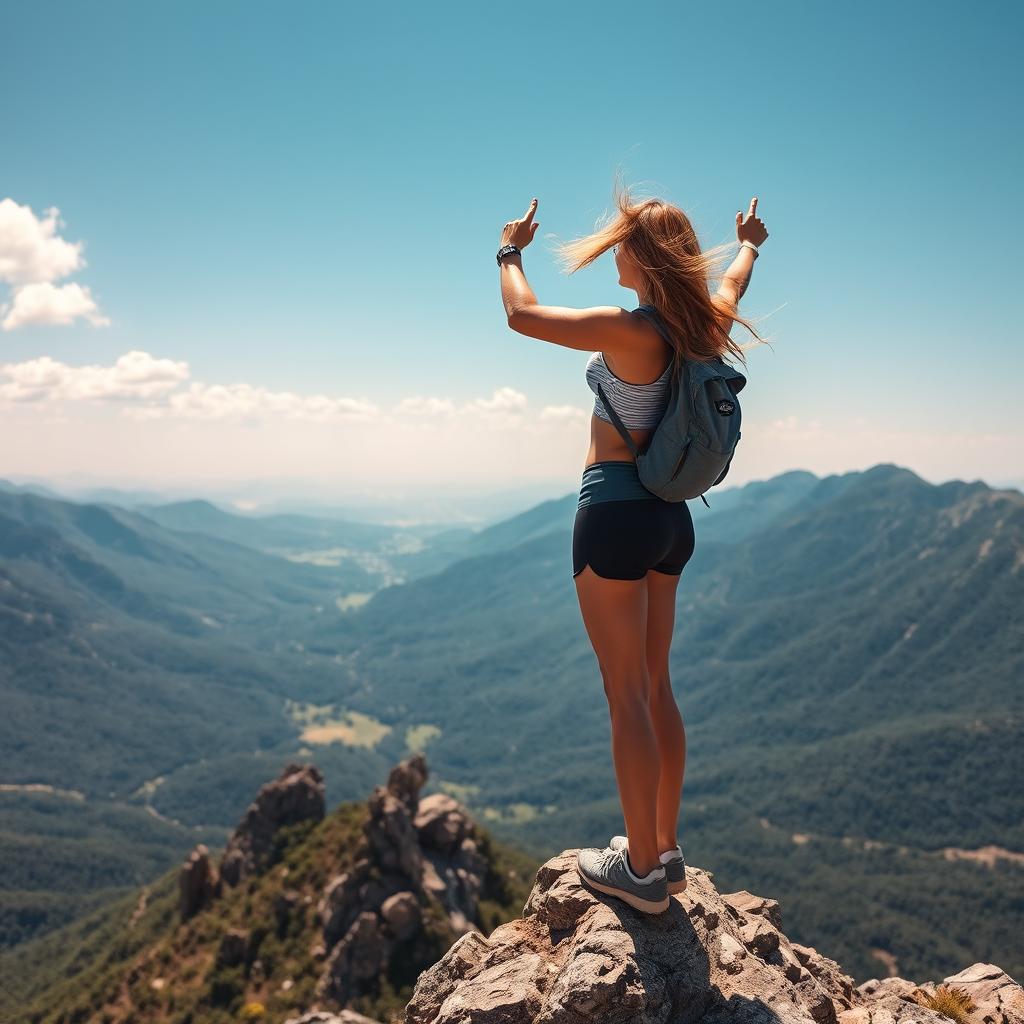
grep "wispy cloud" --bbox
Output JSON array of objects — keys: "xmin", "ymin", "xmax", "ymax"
[
  {"xmin": 0, "ymin": 350, "xmax": 584, "ymax": 433},
  {"xmin": 123, "ymin": 381, "xmax": 381, "ymax": 423},
  {"xmin": 392, "ymin": 387, "xmax": 530, "ymax": 425}
]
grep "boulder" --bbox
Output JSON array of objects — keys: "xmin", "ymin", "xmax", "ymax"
[
  {"xmin": 381, "ymin": 891, "xmax": 423, "ymax": 942},
  {"xmin": 415, "ymin": 793, "xmax": 471, "ymax": 853}
]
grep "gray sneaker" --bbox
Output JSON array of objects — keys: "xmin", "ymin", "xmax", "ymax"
[
  {"xmin": 609, "ymin": 835, "xmax": 687, "ymax": 894},
  {"xmin": 576, "ymin": 845, "xmax": 669, "ymax": 914}
]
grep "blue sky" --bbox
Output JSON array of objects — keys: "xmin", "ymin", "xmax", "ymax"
[{"xmin": 2, "ymin": 0, "xmax": 1021, "ymax": 511}]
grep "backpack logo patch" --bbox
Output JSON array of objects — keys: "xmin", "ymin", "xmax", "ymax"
[{"xmin": 715, "ymin": 399, "xmax": 735, "ymax": 416}]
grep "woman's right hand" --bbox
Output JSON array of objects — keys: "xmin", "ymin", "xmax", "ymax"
[{"xmin": 736, "ymin": 197, "xmax": 769, "ymax": 247}]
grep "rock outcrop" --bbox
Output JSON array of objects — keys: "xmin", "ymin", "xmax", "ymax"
[
  {"xmin": 220, "ymin": 762, "xmax": 326, "ymax": 886},
  {"xmin": 312, "ymin": 753, "xmax": 493, "ymax": 1007},
  {"xmin": 178, "ymin": 842, "xmax": 219, "ymax": 921},
  {"xmin": 416, "ymin": 792, "xmax": 487, "ymax": 935},
  {"xmin": 405, "ymin": 849, "xmax": 1024, "ymax": 1024},
  {"xmin": 167, "ymin": 753, "xmax": 503, "ymax": 1020},
  {"xmin": 177, "ymin": 761, "xmax": 325, "ymax": 920}
]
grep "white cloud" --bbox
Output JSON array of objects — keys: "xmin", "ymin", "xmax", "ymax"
[
  {"xmin": 2, "ymin": 281, "xmax": 110, "ymax": 330},
  {"xmin": 389, "ymin": 386, "xmax": 590, "ymax": 439},
  {"xmin": 0, "ymin": 198, "xmax": 107, "ymax": 330},
  {"xmin": 123, "ymin": 381, "xmax": 381, "ymax": 423},
  {"xmin": 393, "ymin": 395, "xmax": 458, "ymax": 418},
  {"xmin": 0, "ymin": 200, "xmax": 84, "ymax": 285},
  {"xmin": 538, "ymin": 403, "xmax": 589, "ymax": 423},
  {"xmin": 0, "ymin": 351, "xmax": 188, "ymax": 403},
  {"xmin": 392, "ymin": 386, "xmax": 530, "ymax": 427},
  {"xmin": 463, "ymin": 386, "xmax": 529, "ymax": 421},
  {"xmin": 0, "ymin": 350, "xmax": 584, "ymax": 436}
]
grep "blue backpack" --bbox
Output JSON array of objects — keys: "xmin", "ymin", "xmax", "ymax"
[{"xmin": 595, "ymin": 303, "xmax": 747, "ymax": 508}]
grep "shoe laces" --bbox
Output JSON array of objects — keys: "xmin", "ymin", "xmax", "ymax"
[{"xmin": 618, "ymin": 845, "xmax": 663, "ymax": 880}]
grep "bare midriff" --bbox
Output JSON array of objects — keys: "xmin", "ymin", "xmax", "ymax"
[
  {"xmin": 582, "ymin": 321, "xmax": 674, "ymax": 470},
  {"xmin": 583, "ymin": 414, "xmax": 655, "ymax": 469}
]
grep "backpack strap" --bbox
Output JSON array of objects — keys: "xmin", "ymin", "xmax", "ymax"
[
  {"xmin": 636, "ymin": 303, "xmax": 745, "ymax": 383},
  {"xmin": 594, "ymin": 304, "xmax": 683, "ymax": 455},
  {"xmin": 633, "ymin": 304, "xmax": 675, "ymax": 348},
  {"xmin": 634, "ymin": 303, "xmax": 691, "ymax": 398},
  {"xmin": 595, "ymin": 380, "xmax": 640, "ymax": 456}
]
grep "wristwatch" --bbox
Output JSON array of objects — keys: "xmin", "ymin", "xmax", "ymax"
[{"xmin": 496, "ymin": 243, "xmax": 521, "ymax": 264}]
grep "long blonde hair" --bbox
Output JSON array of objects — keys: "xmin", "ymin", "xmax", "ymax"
[{"xmin": 551, "ymin": 177, "xmax": 772, "ymax": 371}]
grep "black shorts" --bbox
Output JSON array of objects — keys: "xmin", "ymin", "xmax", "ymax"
[{"xmin": 572, "ymin": 461, "xmax": 695, "ymax": 581}]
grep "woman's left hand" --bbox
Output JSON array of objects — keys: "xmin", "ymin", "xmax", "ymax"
[{"xmin": 501, "ymin": 198, "xmax": 540, "ymax": 249}]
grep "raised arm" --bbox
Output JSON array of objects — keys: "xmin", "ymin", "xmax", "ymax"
[
  {"xmin": 498, "ymin": 198, "xmax": 656, "ymax": 356},
  {"xmin": 715, "ymin": 196, "xmax": 769, "ymax": 313}
]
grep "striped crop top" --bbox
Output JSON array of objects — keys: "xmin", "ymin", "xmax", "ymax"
[{"xmin": 586, "ymin": 349, "xmax": 673, "ymax": 429}]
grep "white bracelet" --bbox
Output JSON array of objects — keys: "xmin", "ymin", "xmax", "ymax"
[{"xmin": 739, "ymin": 240, "xmax": 760, "ymax": 257}]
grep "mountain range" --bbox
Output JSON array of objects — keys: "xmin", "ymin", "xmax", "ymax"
[{"xmin": 1, "ymin": 463, "xmax": 1021, "ymax": 988}]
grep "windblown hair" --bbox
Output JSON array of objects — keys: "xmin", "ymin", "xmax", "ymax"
[{"xmin": 551, "ymin": 177, "xmax": 772, "ymax": 371}]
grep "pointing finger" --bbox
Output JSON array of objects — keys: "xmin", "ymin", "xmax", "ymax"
[
  {"xmin": 747, "ymin": 197, "xmax": 758, "ymax": 217},
  {"xmin": 523, "ymin": 198, "xmax": 538, "ymax": 223}
]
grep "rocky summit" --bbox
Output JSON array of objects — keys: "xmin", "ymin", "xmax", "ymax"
[
  {"xmin": 402, "ymin": 850, "xmax": 1024, "ymax": 1024},
  {"xmin": 10, "ymin": 752, "xmax": 1020, "ymax": 1024}
]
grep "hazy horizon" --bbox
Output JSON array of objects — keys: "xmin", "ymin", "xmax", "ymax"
[{"xmin": 4, "ymin": 458, "xmax": 1021, "ymax": 532}]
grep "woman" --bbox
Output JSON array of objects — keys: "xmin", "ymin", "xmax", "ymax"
[{"xmin": 499, "ymin": 184, "xmax": 769, "ymax": 915}]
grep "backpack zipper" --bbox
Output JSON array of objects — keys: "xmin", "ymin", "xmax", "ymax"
[{"xmin": 670, "ymin": 439, "xmax": 693, "ymax": 480}]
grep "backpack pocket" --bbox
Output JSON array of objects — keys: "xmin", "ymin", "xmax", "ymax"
[
  {"xmin": 657, "ymin": 434, "xmax": 738, "ymax": 501},
  {"xmin": 669, "ymin": 439, "xmax": 694, "ymax": 480}
]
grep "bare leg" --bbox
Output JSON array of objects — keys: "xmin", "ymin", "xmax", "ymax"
[
  {"xmin": 645, "ymin": 569, "xmax": 686, "ymax": 851},
  {"xmin": 573, "ymin": 564, "xmax": 661, "ymax": 877},
  {"xmin": 650, "ymin": 680, "xmax": 686, "ymax": 850},
  {"xmin": 607, "ymin": 675, "xmax": 662, "ymax": 875}
]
